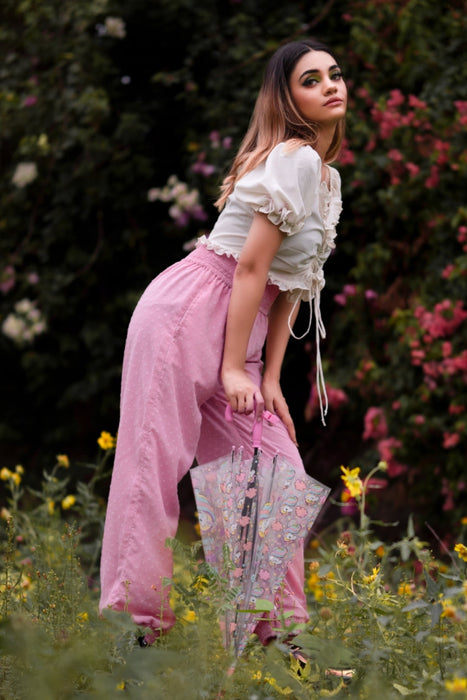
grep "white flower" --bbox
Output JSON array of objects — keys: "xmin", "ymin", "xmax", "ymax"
[
  {"xmin": 104, "ymin": 17, "xmax": 126, "ymax": 39},
  {"xmin": 2, "ymin": 314, "xmax": 26, "ymax": 342},
  {"xmin": 12, "ymin": 162, "xmax": 38, "ymax": 188},
  {"xmin": 15, "ymin": 298, "xmax": 34, "ymax": 314},
  {"xmin": 2, "ymin": 298, "xmax": 47, "ymax": 345}
]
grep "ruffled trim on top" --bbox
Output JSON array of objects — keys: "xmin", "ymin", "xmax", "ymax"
[
  {"xmin": 257, "ymin": 199, "xmax": 304, "ymax": 236},
  {"xmin": 196, "ymin": 235, "xmax": 239, "ymax": 261}
]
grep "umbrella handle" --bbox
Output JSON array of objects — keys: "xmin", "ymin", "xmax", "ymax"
[{"xmin": 224, "ymin": 405, "xmax": 279, "ymax": 449}]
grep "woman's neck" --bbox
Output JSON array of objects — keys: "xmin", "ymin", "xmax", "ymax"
[{"xmin": 315, "ymin": 126, "xmax": 335, "ymax": 162}]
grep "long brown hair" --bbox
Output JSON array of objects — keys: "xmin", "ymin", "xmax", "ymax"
[{"xmin": 215, "ymin": 39, "xmax": 346, "ymax": 210}]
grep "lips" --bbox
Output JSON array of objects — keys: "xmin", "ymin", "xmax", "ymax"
[{"xmin": 324, "ymin": 98, "xmax": 343, "ymax": 106}]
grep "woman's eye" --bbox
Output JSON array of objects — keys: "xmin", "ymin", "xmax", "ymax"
[
  {"xmin": 331, "ymin": 71, "xmax": 343, "ymax": 81},
  {"xmin": 303, "ymin": 77, "xmax": 318, "ymax": 87}
]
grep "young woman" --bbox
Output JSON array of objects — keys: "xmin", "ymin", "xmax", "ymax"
[{"xmin": 99, "ymin": 38, "xmax": 347, "ymax": 647}]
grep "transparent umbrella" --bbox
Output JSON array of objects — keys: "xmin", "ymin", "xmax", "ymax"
[{"xmin": 191, "ymin": 409, "xmax": 330, "ymax": 660}]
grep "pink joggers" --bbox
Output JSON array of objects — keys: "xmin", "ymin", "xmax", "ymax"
[{"xmin": 99, "ymin": 245, "xmax": 309, "ymax": 642}]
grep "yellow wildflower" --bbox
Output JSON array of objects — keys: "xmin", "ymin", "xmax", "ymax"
[
  {"xmin": 398, "ymin": 582, "xmax": 412, "ymax": 596},
  {"xmin": 454, "ymin": 543, "xmax": 467, "ymax": 562},
  {"xmin": 340, "ymin": 466, "xmax": 363, "ymax": 498},
  {"xmin": 445, "ymin": 677, "xmax": 467, "ymax": 692},
  {"xmin": 56, "ymin": 454, "xmax": 70, "ymax": 468},
  {"xmin": 183, "ymin": 610, "xmax": 197, "ymax": 623},
  {"xmin": 441, "ymin": 604, "xmax": 458, "ymax": 620},
  {"xmin": 252, "ymin": 670, "xmax": 262, "ymax": 680},
  {"xmin": 0, "ymin": 467, "xmax": 12, "ymax": 480},
  {"xmin": 98, "ymin": 431, "xmax": 116, "ymax": 450},
  {"xmin": 61, "ymin": 495, "xmax": 76, "ymax": 510},
  {"xmin": 461, "ymin": 516, "xmax": 467, "ymax": 525},
  {"xmin": 47, "ymin": 499, "xmax": 55, "ymax": 516},
  {"xmin": 116, "ymin": 681, "xmax": 125, "ymax": 691},
  {"xmin": 192, "ymin": 575, "xmax": 209, "ymax": 591},
  {"xmin": 15, "ymin": 464, "xmax": 24, "ymax": 475},
  {"xmin": 362, "ymin": 565, "xmax": 380, "ymax": 584},
  {"xmin": 10, "ymin": 472, "xmax": 21, "ymax": 486},
  {"xmin": 265, "ymin": 674, "xmax": 294, "ymax": 695},
  {"xmin": 77, "ymin": 612, "xmax": 89, "ymax": 623}
]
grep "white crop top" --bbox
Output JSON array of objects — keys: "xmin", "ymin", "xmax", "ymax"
[{"xmin": 197, "ymin": 142, "xmax": 343, "ymax": 424}]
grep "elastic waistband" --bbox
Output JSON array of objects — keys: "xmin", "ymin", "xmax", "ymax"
[{"xmin": 186, "ymin": 245, "xmax": 279, "ymax": 314}]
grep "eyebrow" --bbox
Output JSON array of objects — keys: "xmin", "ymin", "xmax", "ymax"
[{"xmin": 299, "ymin": 64, "xmax": 339, "ymax": 80}]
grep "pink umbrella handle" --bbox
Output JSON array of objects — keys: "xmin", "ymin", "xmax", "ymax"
[{"xmin": 224, "ymin": 405, "xmax": 280, "ymax": 449}]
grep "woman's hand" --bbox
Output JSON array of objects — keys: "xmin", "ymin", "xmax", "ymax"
[
  {"xmin": 222, "ymin": 367, "xmax": 264, "ymax": 419},
  {"xmin": 261, "ymin": 375, "xmax": 297, "ymax": 445}
]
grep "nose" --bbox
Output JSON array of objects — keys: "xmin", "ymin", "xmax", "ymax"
[{"xmin": 323, "ymin": 77, "xmax": 337, "ymax": 93}]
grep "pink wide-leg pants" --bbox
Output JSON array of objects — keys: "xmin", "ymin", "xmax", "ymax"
[{"xmin": 99, "ymin": 245, "xmax": 309, "ymax": 642}]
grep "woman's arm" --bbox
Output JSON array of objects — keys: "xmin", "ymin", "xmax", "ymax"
[
  {"xmin": 221, "ymin": 212, "xmax": 285, "ymax": 418},
  {"xmin": 261, "ymin": 292, "xmax": 300, "ymax": 444}
]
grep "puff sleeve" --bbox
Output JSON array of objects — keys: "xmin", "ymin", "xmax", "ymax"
[{"xmin": 233, "ymin": 143, "xmax": 321, "ymax": 236}]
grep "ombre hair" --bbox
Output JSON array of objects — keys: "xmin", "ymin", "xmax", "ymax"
[{"xmin": 215, "ymin": 39, "xmax": 346, "ymax": 210}]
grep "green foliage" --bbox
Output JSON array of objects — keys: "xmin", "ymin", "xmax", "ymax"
[{"xmin": 1, "ymin": 452, "xmax": 467, "ymax": 698}]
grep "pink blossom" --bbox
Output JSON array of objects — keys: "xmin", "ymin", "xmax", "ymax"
[
  {"xmin": 209, "ymin": 130, "xmax": 220, "ymax": 147},
  {"xmin": 457, "ymin": 226, "xmax": 467, "ymax": 244},
  {"xmin": 377, "ymin": 437, "xmax": 407, "ymax": 477},
  {"xmin": 443, "ymin": 432, "xmax": 460, "ymax": 449},
  {"xmin": 306, "ymin": 384, "xmax": 348, "ymax": 420},
  {"xmin": 365, "ymin": 289, "xmax": 378, "ymax": 301},
  {"xmin": 387, "ymin": 149, "xmax": 404, "ymax": 161},
  {"xmin": 414, "ymin": 415, "xmax": 425, "ymax": 425},
  {"xmin": 338, "ymin": 143, "xmax": 355, "ymax": 166},
  {"xmin": 191, "ymin": 153, "xmax": 216, "ymax": 177},
  {"xmin": 406, "ymin": 162, "xmax": 420, "ymax": 177},
  {"xmin": 441, "ymin": 264, "xmax": 455, "ymax": 280},
  {"xmin": 27, "ymin": 272, "xmax": 40, "ymax": 285},
  {"xmin": 449, "ymin": 403, "xmax": 465, "ymax": 415},
  {"xmin": 0, "ymin": 266, "xmax": 15, "ymax": 294},
  {"xmin": 387, "ymin": 89, "xmax": 405, "ymax": 108},
  {"xmin": 442, "ymin": 341, "xmax": 452, "ymax": 358},
  {"xmin": 363, "ymin": 407, "xmax": 388, "ymax": 441},
  {"xmin": 408, "ymin": 95, "xmax": 427, "ymax": 110},
  {"xmin": 454, "ymin": 100, "xmax": 467, "ymax": 115},
  {"xmin": 343, "ymin": 284, "xmax": 357, "ymax": 296},
  {"xmin": 222, "ymin": 136, "xmax": 232, "ymax": 149},
  {"xmin": 334, "ymin": 293, "xmax": 347, "ymax": 306},
  {"xmin": 23, "ymin": 95, "xmax": 38, "ymax": 107},
  {"xmin": 425, "ymin": 165, "xmax": 440, "ymax": 189}
]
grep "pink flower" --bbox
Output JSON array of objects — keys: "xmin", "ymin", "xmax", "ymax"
[
  {"xmin": 334, "ymin": 292, "xmax": 347, "ymax": 306},
  {"xmin": 454, "ymin": 100, "xmax": 467, "ymax": 116},
  {"xmin": 365, "ymin": 289, "xmax": 378, "ymax": 301},
  {"xmin": 425, "ymin": 165, "xmax": 440, "ymax": 189},
  {"xmin": 191, "ymin": 153, "xmax": 216, "ymax": 177},
  {"xmin": 387, "ymin": 149, "xmax": 404, "ymax": 161},
  {"xmin": 363, "ymin": 407, "xmax": 388, "ymax": 441},
  {"xmin": 442, "ymin": 432, "xmax": 460, "ymax": 449},
  {"xmin": 414, "ymin": 415, "xmax": 426, "ymax": 425},
  {"xmin": 377, "ymin": 437, "xmax": 407, "ymax": 477},
  {"xmin": 441, "ymin": 264, "xmax": 455, "ymax": 280},
  {"xmin": 408, "ymin": 95, "xmax": 427, "ymax": 110},
  {"xmin": 0, "ymin": 266, "xmax": 15, "ymax": 294},
  {"xmin": 406, "ymin": 162, "xmax": 420, "ymax": 177},
  {"xmin": 343, "ymin": 284, "xmax": 357, "ymax": 296},
  {"xmin": 449, "ymin": 403, "xmax": 465, "ymax": 415},
  {"xmin": 387, "ymin": 89, "xmax": 405, "ymax": 108},
  {"xmin": 23, "ymin": 95, "xmax": 38, "ymax": 107},
  {"xmin": 306, "ymin": 384, "xmax": 348, "ymax": 421}
]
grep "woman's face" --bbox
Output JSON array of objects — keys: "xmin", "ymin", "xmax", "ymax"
[{"xmin": 289, "ymin": 50, "xmax": 347, "ymax": 127}]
